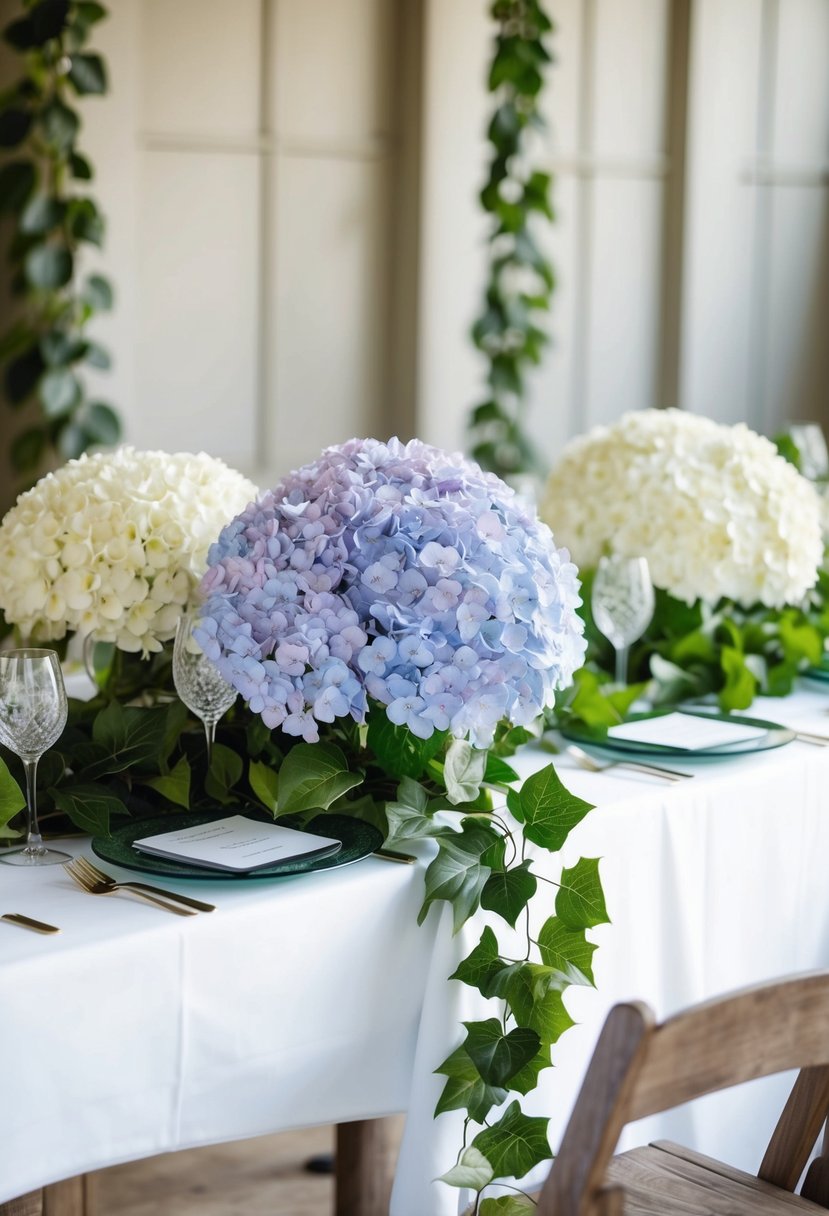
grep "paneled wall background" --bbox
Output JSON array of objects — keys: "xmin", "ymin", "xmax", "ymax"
[{"xmin": 0, "ymin": 0, "xmax": 827, "ymax": 489}]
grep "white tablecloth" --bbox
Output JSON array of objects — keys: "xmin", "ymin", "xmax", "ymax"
[{"xmin": 3, "ymin": 686, "xmax": 829, "ymax": 1213}]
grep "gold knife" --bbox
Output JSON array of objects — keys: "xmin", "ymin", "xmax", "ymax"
[
  {"xmin": 2, "ymin": 912, "xmax": 60, "ymax": 934},
  {"xmin": 374, "ymin": 848, "xmax": 416, "ymax": 864}
]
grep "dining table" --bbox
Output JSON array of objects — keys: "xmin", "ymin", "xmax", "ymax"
[{"xmin": 3, "ymin": 683, "xmax": 829, "ymax": 1216}]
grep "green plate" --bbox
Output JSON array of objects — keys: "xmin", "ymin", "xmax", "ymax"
[
  {"xmin": 804, "ymin": 660, "xmax": 829, "ymax": 683},
  {"xmin": 92, "ymin": 811, "xmax": 382, "ymax": 880},
  {"xmin": 560, "ymin": 708, "xmax": 794, "ymax": 757}
]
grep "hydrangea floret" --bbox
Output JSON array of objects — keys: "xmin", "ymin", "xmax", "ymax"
[
  {"xmin": 0, "ymin": 447, "xmax": 257, "ymax": 654},
  {"xmin": 540, "ymin": 408, "xmax": 823, "ymax": 609},
  {"xmin": 198, "ymin": 437, "xmax": 586, "ymax": 745}
]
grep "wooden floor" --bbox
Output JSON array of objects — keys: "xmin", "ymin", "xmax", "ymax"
[{"xmin": 97, "ymin": 1122, "xmax": 404, "ymax": 1216}]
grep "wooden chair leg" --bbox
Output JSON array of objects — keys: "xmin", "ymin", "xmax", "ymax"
[
  {"xmin": 0, "ymin": 1192, "xmax": 42, "ymax": 1216},
  {"xmin": 335, "ymin": 1118, "xmax": 395, "ymax": 1216},
  {"xmin": 802, "ymin": 1120, "xmax": 829, "ymax": 1208},
  {"xmin": 0, "ymin": 1175, "xmax": 97, "ymax": 1216}
]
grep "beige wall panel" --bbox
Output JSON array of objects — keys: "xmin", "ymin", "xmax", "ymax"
[
  {"xmin": 134, "ymin": 153, "xmax": 259, "ymax": 471},
  {"xmin": 679, "ymin": 0, "xmax": 764, "ymax": 426},
  {"xmin": 269, "ymin": 157, "xmax": 390, "ymax": 476},
  {"xmin": 763, "ymin": 188, "xmax": 829, "ymax": 428},
  {"xmin": 540, "ymin": 0, "xmax": 584, "ymax": 155},
  {"xmin": 140, "ymin": 0, "xmax": 262, "ymax": 136},
  {"xmin": 593, "ymin": 0, "xmax": 670, "ymax": 159},
  {"xmin": 272, "ymin": 0, "xmax": 394, "ymax": 143},
  {"xmin": 773, "ymin": 0, "xmax": 829, "ymax": 164},
  {"xmin": 585, "ymin": 179, "xmax": 664, "ymax": 424}
]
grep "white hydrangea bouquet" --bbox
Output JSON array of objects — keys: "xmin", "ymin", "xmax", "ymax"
[{"xmin": 541, "ymin": 408, "xmax": 827, "ymax": 712}]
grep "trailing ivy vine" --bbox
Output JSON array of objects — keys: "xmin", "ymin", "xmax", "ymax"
[
  {"xmin": 0, "ymin": 0, "xmax": 120, "ymax": 483},
  {"xmin": 468, "ymin": 0, "xmax": 555, "ymax": 481}
]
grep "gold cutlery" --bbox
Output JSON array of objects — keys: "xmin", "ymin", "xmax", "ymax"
[
  {"xmin": 1, "ymin": 912, "xmax": 60, "ymax": 934},
  {"xmin": 75, "ymin": 856, "xmax": 215, "ymax": 912},
  {"xmin": 374, "ymin": 847, "xmax": 416, "ymax": 865},
  {"xmin": 566, "ymin": 744, "xmax": 691, "ymax": 783},
  {"xmin": 64, "ymin": 858, "xmax": 197, "ymax": 916},
  {"xmin": 795, "ymin": 731, "xmax": 829, "ymax": 746}
]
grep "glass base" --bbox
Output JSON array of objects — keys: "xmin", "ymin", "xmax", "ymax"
[{"xmin": 0, "ymin": 846, "xmax": 71, "ymax": 866}]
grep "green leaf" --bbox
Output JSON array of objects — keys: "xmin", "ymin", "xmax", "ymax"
[
  {"xmin": 719, "ymin": 645, "xmax": 757, "ymax": 712},
  {"xmin": 556, "ymin": 858, "xmax": 609, "ymax": 930},
  {"xmin": 0, "ymin": 161, "xmax": 36, "ymax": 212},
  {"xmin": 537, "ymin": 916, "xmax": 597, "ymax": 986},
  {"xmin": 25, "ymin": 245, "xmax": 73, "ymax": 289},
  {"xmin": 68, "ymin": 196, "xmax": 104, "ymax": 245},
  {"xmin": 205, "ymin": 742, "xmax": 244, "ymax": 802},
  {"xmin": 68, "ymin": 52, "xmax": 107, "ymax": 93},
  {"xmin": 366, "ymin": 706, "xmax": 447, "ymax": 779},
  {"xmin": 40, "ymin": 98, "xmax": 80, "ymax": 152},
  {"xmin": 434, "ymin": 1044, "xmax": 508, "ymax": 1124},
  {"xmin": 472, "ymin": 1101, "xmax": 551, "ymax": 1182},
  {"xmin": 512, "ymin": 763, "xmax": 594, "ymax": 851},
  {"xmin": 249, "ymin": 759, "xmax": 279, "ymax": 813},
  {"xmin": 84, "ymin": 401, "xmax": 121, "ymax": 444},
  {"xmin": 277, "ymin": 742, "xmax": 362, "ymax": 814},
  {"xmin": 70, "ymin": 151, "xmax": 93, "ymax": 180},
  {"xmin": 40, "ymin": 330, "xmax": 85, "ymax": 366},
  {"xmin": 39, "ymin": 367, "xmax": 81, "ymax": 415},
  {"xmin": 505, "ymin": 965, "xmax": 575, "ymax": 1042},
  {"xmin": 50, "ymin": 782, "xmax": 126, "ymax": 836},
  {"xmin": 83, "ymin": 272, "xmax": 113, "ymax": 311},
  {"xmin": 449, "ymin": 925, "xmax": 505, "ymax": 996},
  {"xmin": 0, "ymin": 108, "xmax": 31, "ymax": 148},
  {"xmin": 20, "ymin": 195, "xmax": 65, "ymax": 234},
  {"xmin": 464, "ymin": 1018, "xmax": 540, "ymax": 1088},
  {"xmin": 5, "ymin": 0, "xmax": 69, "ymax": 48},
  {"xmin": 483, "ymin": 753, "xmax": 519, "ymax": 785},
  {"xmin": 444, "ymin": 739, "xmax": 487, "ymax": 805},
  {"xmin": 438, "ymin": 1146, "xmax": 494, "ymax": 1190},
  {"xmin": 5, "ymin": 344, "xmax": 44, "ymax": 403},
  {"xmin": 88, "ymin": 702, "xmax": 169, "ymax": 777},
  {"xmin": 84, "ymin": 342, "xmax": 111, "ymax": 369},
  {"xmin": 480, "ymin": 1196, "xmax": 536, "ymax": 1215},
  {"xmin": 75, "ymin": 2, "xmax": 108, "ymax": 24},
  {"xmin": 143, "ymin": 755, "xmax": 191, "ymax": 810},
  {"xmin": 10, "ymin": 426, "xmax": 46, "ymax": 472},
  {"xmin": 508, "ymin": 1042, "xmax": 552, "ymax": 1096},
  {"xmin": 56, "ymin": 420, "xmax": 88, "ymax": 459},
  {"xmin": 480, "ymin": 861, "xmax": 537, "ymax": 927},
  {"xmin": 418, "ymin": 824, "xmax": 496, "ymax": 932},
  {"xmin": 0, "ymin": 757, "xmax": 25, "ymax": 827}
]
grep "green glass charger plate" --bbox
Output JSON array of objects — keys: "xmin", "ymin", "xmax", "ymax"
[
  {"xmin": 804, "ymin": 660, "xmax": 829, "ymax": 683},
  {"xmin": 92, "ymin": 811, "xmax": 382, "ymax": 880},
  {"xmin": 560, "ymin": 708, "xmax": 795, "ymax": 758}
]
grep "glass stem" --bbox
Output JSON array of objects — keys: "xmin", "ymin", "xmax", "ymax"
[
  {"xmin": 204, "ymin": 720, "xmax": 217, "ymax": 770},
  {"xmin": 615, "ymin": 645, "xmax": 630, "ymax": 686},
  {"xmin": 22, "ymin": 757, "xmax": 43, "ymax": 852}
]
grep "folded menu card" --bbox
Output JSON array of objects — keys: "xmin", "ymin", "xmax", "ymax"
[
  {"xmin": 606, "ymin": 712, "xmax": 766, "ymax": 751},
  {"xmin": 133, "ymin": 815, "xmax": 342, "ymax": 873}
]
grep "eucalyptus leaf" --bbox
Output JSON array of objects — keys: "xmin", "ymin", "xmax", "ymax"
[
  {"xmin": 83, "ymin": 272, "xmax": 113, "ymax": 311},
  {"xmin": 5, "ymin": 344, "xmax": 44, "ymax": 403},
  {"xmin": 83, "ymin": 401, "xmax": 120, "ymax": 444},
  {"xmin": 0, "ymin": 108, "xmax": 31, "ymax": 148},
  {"xmin": 40, "ymin": 98, "xmax": 79, "ymax": 152},
  {"xmin": 25, "ymin": 245, "xmax": 73, "ymax": 290},
  {"xmin": 10, "ymin": 426, "xmax": 46, "ymax": 472},
  {"xmin": 20, "ymin": 195, "xmax": 65, "ymax": 234},
  {"xmin": 0, "ymin": 161, "xmax": 36, "ymax": 212},
  {"xmin": 68, "ymin": 52, "xmax": 107, "ymax": 94},
  {"xmin": 40, "ymin": 367, "xmax": 81, "ymax": 416}
]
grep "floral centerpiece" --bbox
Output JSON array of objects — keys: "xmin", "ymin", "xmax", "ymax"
[
  {"xmin": 0, "ymin": 436, "xmax": 605, "ymax": 1211},
  {"xmin": 540, "ymin": 408, "xmax": 826, "ymax": 712}
]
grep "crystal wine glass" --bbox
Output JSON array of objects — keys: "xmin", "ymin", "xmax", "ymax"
[
  {"xmin": 591, "ymin": 555, "xmax": 655, "ymax": 686},
  {"xmin": 173, "ymin": 613, "xmax": 237, "ymax": 768},
  {"xmin": 0, "ymin": 649, "xmax": 69, "ymax": 866}
]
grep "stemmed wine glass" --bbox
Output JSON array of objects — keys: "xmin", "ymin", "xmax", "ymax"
[
  {"xmin": 173, "ymin": 613, "xmax": 237, "ymax": 768},
  {"xmin": 0, "ymin": 649, "xmax": 69, "ymax": 866},
  {"xmin": 591, "ymin": 555, "xmax": 655, "ymax": 686}
]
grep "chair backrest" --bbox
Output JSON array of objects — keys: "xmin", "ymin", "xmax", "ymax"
[{"xmin": 538, "ymin": 972, "xmax": 829, "ymax": 1216}]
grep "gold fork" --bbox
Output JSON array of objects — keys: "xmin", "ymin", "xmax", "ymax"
[
  {"xmin": 64, "ymin": 859, "xmax": 197, "ymax": 916},
  {"xmin": 75, "ymin": 856, "xmax": 215, "ymax": 913}
]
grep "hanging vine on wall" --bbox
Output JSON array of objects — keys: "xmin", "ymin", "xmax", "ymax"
[
  {"xmin": 468, "ymin": 0, "xmax": 556, "ymax": 481},
  {"xmin": 0, "ymin": 0, "xmax": 121, "ymax": 484}
]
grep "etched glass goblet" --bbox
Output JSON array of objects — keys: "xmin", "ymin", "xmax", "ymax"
[
  {"xmin": 0, "ymin": 649, "xmax": 69, "ymax": 866},
  {"xmin": 173, "ymin": 613, "xmax": 237, "ymax": 768},
  {"xmin": 591, "ymin": 555, "xmax": 655, "ymax": 686}
]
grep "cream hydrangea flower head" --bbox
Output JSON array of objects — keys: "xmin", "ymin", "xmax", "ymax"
[
  {"xmin": 540, "ymin": 408, "xmax": 822, "ymax": 609},
  {"xmin": 0, "ymin": 447, "xmax": 257, "ymax": 653}
]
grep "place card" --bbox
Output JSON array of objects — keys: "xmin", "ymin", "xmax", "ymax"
[
  {"xmin": 133, "ymin": 815, "xmax": 342, "ymax": 873},
  {"xmin": 606, "ymin": 712, "xmax": 767, "ymax": 751}
]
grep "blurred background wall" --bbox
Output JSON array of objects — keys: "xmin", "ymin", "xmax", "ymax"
[{"xmin": 1, "ymin": 0, "xmax": 827, "ymax": 489}]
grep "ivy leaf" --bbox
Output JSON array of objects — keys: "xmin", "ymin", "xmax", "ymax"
[
  {"xmin": 512, "ymin": 763, "xmax": 594, "ymax": 851},
  {"xmin": 556, "ymin": 858, "xmax": 609, "ymax": 930},
  {"xmin": 434, "ymin": 1044, "xmax": 509, "ymax": 1124},
  {"xmin": 277, "ymin": 742, "xmax": 362, "ymax": 814},
  {"xmin": 0, "ymin": 757, "xmax": 25, "ymax": 827},
  {"xmin": 463, "ymin": 1018, "xmax": 540, "ymax": 1088},
  {"xmin": 444, "ymin": 739, "xmax": 487, "ymax": 805},
  {"xmin": 249, "ymin": 759, "xmax": 279, "ymax": 814},
  {"xmin": 505, "ymin": 966, "xmax": 575, "ymax": 1042},
  {"xmin": 438, "ymin": 1146, "xmax": 494, "ymax": 1190},
  {"xmin": 68, "ymin": 52, "xmax": 107, "ymax": 94},
  {"xmin": 142, "ymin": 755, "xmax": 191, "ymax": 810},
  {"xmin": 0, "ymin": 161, "xmax": 36, "ymax": 213},
  {"xmin": 537, "ymin": 916, "xmax": 597, "ymax": 986},
  {"xmin": 88, "ymin": 702, "xmax": 169, "ymax": 777},
  {"xmin": 366, "ymin": 706, "xmax": 447, "ymax": 779},
  {"xmin": 471, "ymin": 1101, "xmax": 551, "ymax": 1182},
  {"xmin": 418, "ymin": 824, "xmax": 496, "ymax": 932},
  {"xmin": 483, "ymin": 753, "xmax": 519, "ymax": 785},
  {"xmin": 719, "ymin": 646, "xmax": 756, "ymax": 712},
  {"xmin": 508, "ymin": 1042, "xmax": 552, "ymax": 1096},
  {"xmin": 449, "ymin": 925, "xmax": 505, "ymax": 996},
  {"xmin": 25, "ymin": 245, "xmax": 73, "ymax": 290},
  {"xmin": 205, "ymin": 743, "xmax": 244, "ymax": 803},
  {"xmin": 480, "ymin": 861, "xmax": 537, "ymax": 927},
  {"xmin": 50, "ymin": 782, "xmax": 126, "ymax": 836},
  {"xmin": 480, "ymin": 1196, "xmax": 537, "ymax": 1214}
]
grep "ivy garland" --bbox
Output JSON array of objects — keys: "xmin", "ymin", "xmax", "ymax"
[
  {"xmin": 0, "ymin": 0, "xmax": 120, "ymax": 484},
  {"xmin": 468, "ymin": 0, "xmax": 556, "ymax": 482}
]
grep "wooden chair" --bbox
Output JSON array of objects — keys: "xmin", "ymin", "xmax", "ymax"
[{"xmin": 536, "ymin": 972, "xmax": 829, "ymax": 1215}]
